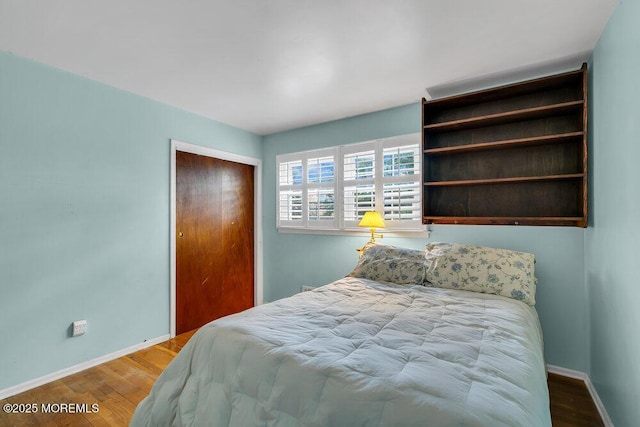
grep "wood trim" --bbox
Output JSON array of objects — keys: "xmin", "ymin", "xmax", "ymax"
[
  {"xmin": 170, "ymin": 139, "xmax": 263, "ymax": 338},
  {"xmin": 422, "ymin": 216, "xmax": 584, "ymax": 226},
  {"xmin": 581, "ymin": 63, "xmax": 589, "ymax": 227},
  {"xmin": 547, "ymin": 365, "xmax": 614, "ymax": 427}
]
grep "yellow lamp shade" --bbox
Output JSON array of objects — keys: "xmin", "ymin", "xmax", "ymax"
[
  {"xmin": 359, "ymin": 211, "xmax": 385, "ymax": 228},
  {"xmin": 359, "ymin": 211, "xmax": 385, "ymax": 244}
]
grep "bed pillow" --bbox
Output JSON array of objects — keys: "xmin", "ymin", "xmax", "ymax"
[
  {"xmin": 424, "ymin": 242, "xmax": 537, "ymax": 305},
  {"xmin": 347, "ymin": 243, "xmax": 427, "ymax": 285}
]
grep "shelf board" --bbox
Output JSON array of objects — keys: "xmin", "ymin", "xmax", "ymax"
[
  {"xmin": 423, "ymin": 66, "xmax": 586, "ymax": 110},
  {"xmin": 424, "ymin": 132, "xmax": 584, "ymax": 155},
  {"xmin": 424, "ymin": 173, "xmax": 584, "ymax": 187},
  {"xmin": 423, "ymin": 101, "xmax": 584, "ymax": 132},
  {"xmin": 422, "ymin": 216, "xmax": 586, "ymax": 226}
]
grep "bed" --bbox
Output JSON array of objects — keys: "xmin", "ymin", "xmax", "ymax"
[{"xmin": 131, "ymin": 243, "xmax": 551, "ymax": 426}]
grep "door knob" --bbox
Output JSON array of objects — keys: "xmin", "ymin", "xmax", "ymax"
[{"xmin": 178, "ymin": 232, "xmax": 184, "ymax": 238}]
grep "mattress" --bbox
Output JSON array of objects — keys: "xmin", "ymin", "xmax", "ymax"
[{"xmin": 131, "ymin": 277, "xmax": 551, "ymax": 426}]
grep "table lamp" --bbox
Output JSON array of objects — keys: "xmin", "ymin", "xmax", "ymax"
[{"xmin": 359, "ymin": 211, "xmax": 385, "ymax": 243}]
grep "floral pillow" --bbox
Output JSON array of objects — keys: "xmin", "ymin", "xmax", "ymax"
[
  {"xmin": 424, "ymin": 242, "xmax": 537, "ymax": 305},
  {"xmin": 348, "ymin": 243, "xmax": 427, "ymax": 285}
]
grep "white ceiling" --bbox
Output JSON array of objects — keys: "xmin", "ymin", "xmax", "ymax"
[{"xmin": 0, "ymin": 0, "xmax": 617, "ymax": 135}]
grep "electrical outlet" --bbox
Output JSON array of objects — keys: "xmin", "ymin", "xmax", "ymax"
[
  {"xmin": 301, "ymin": 286, "xmax": 315, "ymax": 292},
  {"xmin": 72, "ymin": 320, "xmax": 87, "ymax": 337}
]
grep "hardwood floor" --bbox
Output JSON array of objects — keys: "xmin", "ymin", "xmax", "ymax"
[
  {"xmin": 0, "ymin": 330, "xmax": 196, "ymax": 427},
  {"xmin": 548, "ymin": 372, "xmax": 604, "ymax": 427},
  {"xmin": 1, "ymin": 330, "xmax": 604, "ymax": 426}
]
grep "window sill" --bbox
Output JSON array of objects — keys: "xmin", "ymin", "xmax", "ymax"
[{"xmin": 277, "ymin": 226, "xmax": 431, "ymax": 239}]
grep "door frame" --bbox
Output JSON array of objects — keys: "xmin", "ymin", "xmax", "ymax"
[{"xmin": 170, "ymin": 139, "xmax": 263, "ymax": 338}]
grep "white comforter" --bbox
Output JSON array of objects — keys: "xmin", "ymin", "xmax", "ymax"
[{"xmin": 131, "ymin": 277, "xmax": 551, "ymax": 426}]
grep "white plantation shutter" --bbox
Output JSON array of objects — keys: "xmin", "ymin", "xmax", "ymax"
[
  {"xmin": 343, "ymin": 146, "xmax": 376, "ymax": 227},
  {"xmin": 278, "ymin": 159, "xmax": 303, "ymax": 226},
  {"xmin": 343, "ymin": 184, "xmax": 375, "ymax": 222},
  {"xmin": 380, "ymin": 142, "xmax": 421, "ymax": 227},
  {"xmin": 383, "ymin": 181, "xmax": 421, "ymax": 222},
  {"xmin": 277, "ymin": 150, "xmax": 337, "ymax": 229},
  {"xmin": 279, "ymin": 190, "xmax": 302, "ymax": 222},
  {"xmin": 382, "ymin": 144, "xmax": 421, "ymax": 178},
  {"xmin": 277, "ymin": 133, "xmax": 423, "ymax": 232},
  {"xmin": 308, "ymin": 188, "xmax": 335, "ymax": 221},
  {"xmin": 343, "ymin": 149, "xmax": 375, "ymax": 181},
  {"xmin": 306, "ymin": 155, "xmax": 336, "ymax": 227},
  {"xmin": 307, "ymin": 156, "xmax": 334, "ymax": 184}
]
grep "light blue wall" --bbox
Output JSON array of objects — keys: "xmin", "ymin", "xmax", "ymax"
[
  {"xmin": 588, "ymin": 0, "xmax": 640, "ymax": 424},
  {"xmin": 0, "ymin": 52, "xmax": 261, "ymax": 391},
  {"xmin": 263, "ymin": 104, "xmax": 589, "ymax": 371},
  {"xmin": 262, "ymin": 104, "xmax": 425, "ymax": 297},
  {"xmin": 2, "ymin": 39, "xmax": 609, "ymax": 399}
]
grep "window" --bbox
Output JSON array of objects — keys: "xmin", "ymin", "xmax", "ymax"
[
  {"xmin": 278, "ymin": 149, "xmax": 337, "ymax": 229},
  {"xmin": 277, "ymin": 133, "xmax": 423, "ymax": 233}
]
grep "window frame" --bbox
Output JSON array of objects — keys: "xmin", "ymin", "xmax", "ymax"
[{"xmin": 276, "ymin": 133, "xmax": 427, "ymax": 236}]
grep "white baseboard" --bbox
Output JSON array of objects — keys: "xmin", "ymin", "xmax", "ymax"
[
  {"xmin": 0, "ymin": 334, "xmax": 170, "ymax": 401},
  {"xmin": 547, "ymin": 364, "xmax": 614, "ymax": 427}
]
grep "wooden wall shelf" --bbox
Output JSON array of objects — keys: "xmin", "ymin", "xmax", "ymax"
[
  {"xmin": 423, "ymin": 100, "xmax": 584, "ymax": 132},
  {"xmin": 422, "ymin": 65, "xmax": 588, "ymax": 227},
  {"xmin": 424, "ymin": 173, "xmax": 584, "ymax": 187},
  {"xmin": 424, "ymin": 132, "xmax": 584, "ymax": 155}
]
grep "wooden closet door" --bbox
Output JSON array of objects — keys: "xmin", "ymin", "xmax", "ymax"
[{"xmin": 176, "ymin": 151, "xmax": 254, "ymax": 334}]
